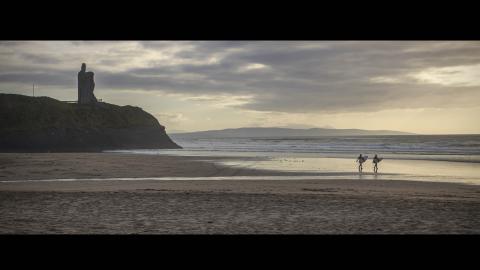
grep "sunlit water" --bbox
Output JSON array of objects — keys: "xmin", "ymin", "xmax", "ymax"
[{"xmin": 106, "ymin": 135, "xmax": 480, "ymax": 185}]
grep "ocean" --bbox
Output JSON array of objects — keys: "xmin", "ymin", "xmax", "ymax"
[{"xmin": 108, "ymin": 135, "xmax": 480, "ymax": 184}]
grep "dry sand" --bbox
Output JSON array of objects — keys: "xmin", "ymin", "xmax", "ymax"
[{"xmin": 1, "ymin": 153, "xmax": 479, "ymax": 234}]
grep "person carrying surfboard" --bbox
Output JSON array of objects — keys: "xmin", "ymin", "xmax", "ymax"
[
  {"xmin": 356, "ymin": 154, "xmax": 367, "ymax": 172},
  {"xmin": 372, "ymin": 154, "xmax": 383, "ymax": 173}
]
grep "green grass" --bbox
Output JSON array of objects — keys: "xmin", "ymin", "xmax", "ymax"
[{"xmin": 0, "ymin": 94, "xmax": 162, "ymax": 132}]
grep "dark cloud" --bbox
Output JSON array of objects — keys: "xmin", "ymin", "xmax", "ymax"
[
  {"xmin": 240, "ymin": 83, "xmax": 480, "ymax": 113},
  {"xmin": 0, "ymin": 41, "xmax": 26, "ymax": 47},
  {"xmin": 20, "ymin": 53, "xmax": 61, "ymax": 64},
  {"xmin": 1, "ymin": 41, "xmax": 480, "ymax": 113},
  {"xmin": 0, "ymin": 71, "xmax": 75, "ymax": 86}
]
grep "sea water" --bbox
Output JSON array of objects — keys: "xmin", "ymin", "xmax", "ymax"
[{"xmin": 107, "ymin": 135, "xmax": 480, "ymax": 185}]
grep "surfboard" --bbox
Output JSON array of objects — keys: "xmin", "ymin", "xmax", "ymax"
[{"xmin": 359, "ymin": 156, "xmax": 368, "ymax": 163}]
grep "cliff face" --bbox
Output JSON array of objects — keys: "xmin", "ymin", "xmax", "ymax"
[{"xmin": 0, "ymin": 94, "xmax": 181, "ymax": 152}]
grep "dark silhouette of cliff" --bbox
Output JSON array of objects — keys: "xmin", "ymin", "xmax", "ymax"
[{"xmin": 0, "ymin": 94, "xmax": 181, "ymax": 152}]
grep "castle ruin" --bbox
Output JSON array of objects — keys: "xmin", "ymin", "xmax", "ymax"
[{"xmin": 78, "ymin": 63, "xmax": 97, "ymax": 104}]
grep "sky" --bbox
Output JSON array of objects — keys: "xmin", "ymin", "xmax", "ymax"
[{"xmin": 1, "ymin": 41, "xmax": 479, "ymax": 134}]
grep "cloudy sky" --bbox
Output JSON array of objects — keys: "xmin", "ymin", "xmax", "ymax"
[{"xmin": 1, "ymin": 41, "xmax": 480, "ymax": 134}]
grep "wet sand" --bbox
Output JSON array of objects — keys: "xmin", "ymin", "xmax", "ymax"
[
  {"xmin": 1, "ymin": 153, "xmax": 479, "ymax": 234},
  {"xmin": 0, "ymin": 153, "xmax": 287, "ymax": 181}
]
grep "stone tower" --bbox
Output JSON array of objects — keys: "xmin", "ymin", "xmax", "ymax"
[{"xmin": 78, "ymin": 63, "xmax": 97, "ymax": 104}]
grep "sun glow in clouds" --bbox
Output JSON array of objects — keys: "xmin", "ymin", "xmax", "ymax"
[
  {"xmin": 370, "ymin": 64, "xmax": 480, "ymax": 87},
  {"xmin": 182, "ymin": 94, "xmax": 255, "ymax": 108},
  {"xmin": 238, "ymin": 63, "xmax": 270, "ymax": 72},
  {"xmin": 411, "ymin": 64, "xmax": 480, "ymax": 87},
  {"xmin": 369, "ymin": 76, "xmax": 403, "ymax": 84}
]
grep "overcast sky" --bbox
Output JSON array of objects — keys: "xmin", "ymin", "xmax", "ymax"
[{"xmin": 1, "ymin": 41, "xmax": 480, "ymax": 134}]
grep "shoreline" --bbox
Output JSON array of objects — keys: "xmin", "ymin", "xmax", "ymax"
[
  {"xmin": 2, "ymin": 152, "xmax": 479, "ymax": 195},
  {"xmin": 2, "ymin": 152, "xmax": 479, "ymax": 183},
  {"xmin": 1, "ymin": 152, "xmax": 479, "ymax": 234}
]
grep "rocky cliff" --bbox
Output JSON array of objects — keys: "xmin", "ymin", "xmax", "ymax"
[{"xmin": 0, "ymin": 94, "xmax": 181, "ymax": 152}]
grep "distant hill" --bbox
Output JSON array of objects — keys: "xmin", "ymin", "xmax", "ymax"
[
  {"xmin": 171, "ymin": 127, "xmax": 415, "ymax": 139},
  {"xmin": 0, "ymin": 94, "xmax": 181, "ymax": 152}
]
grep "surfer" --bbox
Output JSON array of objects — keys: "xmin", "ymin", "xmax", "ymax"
[
  {"xmin": 356, "ymin": 154, "xmax": 366, "ymax": 173},
  {"xmin": 372, "ymin": 154, "xmax": 382, "ymax": 173}
]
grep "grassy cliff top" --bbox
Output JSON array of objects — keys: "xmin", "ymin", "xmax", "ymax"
[{"xmin": 0, "ymin": 94, "xmax": 163, "ymax": 132}]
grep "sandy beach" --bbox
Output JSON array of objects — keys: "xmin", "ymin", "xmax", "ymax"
[{"xmin": 1, "ymin": 153, "xmax": 479, "ymax": 234}]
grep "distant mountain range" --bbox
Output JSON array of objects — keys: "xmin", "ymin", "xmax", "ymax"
[{"xmin": 171, "ymin": 127, "xmax": 415, "ymax": 139}]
